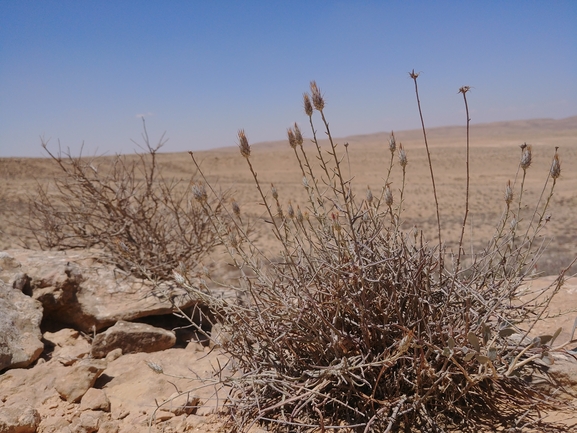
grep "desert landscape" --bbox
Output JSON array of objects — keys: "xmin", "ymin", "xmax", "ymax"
[{"xmin": 1, "ymin": 115, "xmax": 577, "ymax": 432}]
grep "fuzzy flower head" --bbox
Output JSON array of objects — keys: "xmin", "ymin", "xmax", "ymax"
[
  {"xmin": 366, "ymin": 186, "xmax": 373, "ymax": 204},
  {"xmin": 504, "ymin": 180, "xmax": 513, "ymax": 205},
  {"xmin": 550, "ymin": 151, "xmax": 561, "ymax": 179},
  {"xmin": 398, "ymin": 144, "xmax": 408, "ymax": 169},
  {"xmin": 192, "ymin": 183, "xmax": 208, "ymax": 203},
  {"xmin": 238, "ymin": 129, "xmax": 251, "ymax": 158},
  {"xmin": 303, "ymin": 93, "xmax": 313, "ymax": 117},
  {"xmin": 389, "ymin": 132, "xmax": 396, "ymax": 154},
  {"xmin": 310, "ymin": 81, "xmax": 325, "ymax": 111},
  {"xmin": 287, "ymin": 128, "xmax": 297, "ymax": 149},
  {"xmin": 384, "ymin": 184, "xmax": 393, "ymax": 207},
  {"xmin": 520, "ymin": 143, "xmax": 532, "ymax": 170},
  {"xmin": 293, "ymin": 123, "xmax": 303, "ymax": 146},
  {"xmin": 231, "ymin": 199, "xmax": 241, "ymax": 218}
]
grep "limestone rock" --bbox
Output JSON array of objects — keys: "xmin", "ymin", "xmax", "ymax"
[
  {"xmin": 0, "ymin": 252, "xmax": 21, "ymax": 285},
  {"xmin": 91, "ymin": 321, "xmax": 176, "ymax": 359},
  {"xmin": 2, "ymin": 249, "xmax": 196, "ymax": 332},
  {"xmin": 54, "ymin": 359, "xmax": 107, "ymax": 403},
  {"xmin": 80, "ymin": 388, "xmax": 111, "ymax": 412},
  {"xmin": 43, "ymin": 328, "xmax": 91, "ymax": 366},
  {"xmin": 0, "ymin": 282, "xmax": 44, "ymax": 371},
  {"xmin": 0, "ymin": 405, "xmax": 40, "ymax": 433}
]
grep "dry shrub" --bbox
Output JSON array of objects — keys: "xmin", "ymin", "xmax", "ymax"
[
  {"xmin": 179, "ymin": 80, "xmax": 576, "ymax": 432},
  {"xmin": 27, "ymin": 120, "xmax": 222, "ymax": 281}
]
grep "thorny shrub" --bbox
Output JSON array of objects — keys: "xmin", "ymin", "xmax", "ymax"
[
  {"xmin": 175, "ymin": 78, "xmax": 576, "ymax": 432},
  {"xmin": 27, "ymin": 120, "xmax": 223, "ymax": 281}
]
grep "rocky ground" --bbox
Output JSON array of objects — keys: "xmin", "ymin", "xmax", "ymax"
[
  {"xmin": 0, "ymin": 249, "xmax": 262, "ymax": 433},
  {"xmin": 2, "ymin": 248, "xmax": 577, "ymax": 432}
]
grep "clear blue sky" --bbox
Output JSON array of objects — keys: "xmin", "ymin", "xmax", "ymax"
[{"xmin": 1, "ymin": 1, "xmax": 576, "ymax": 157}]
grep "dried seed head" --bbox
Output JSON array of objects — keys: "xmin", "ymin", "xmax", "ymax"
[
  {"xmin": 366, "ymin": 186, "xmax": 373, "ymax": 204},
  {"xmin": 398, "ymin": 144, "xmax": 408, "ymax": 168},
  {"xmin": 459, "ymin": 86, "xmax": 471, "ymax": 94},
  {"xmin": 302, "ymin": 176, "xmax": 310, "ymax": 188},
  {"xmin": 271, "ymin": 184, "xmax": 278, "ymax": 200},
  {"xmin": 389, "ymin": 132, "xmax": 396, "ymax": 154},
  {"xmin": 287, "ymin": 201, "xmax": 295, "ymax": 219},
  {"xmin": 287, "ymin": 128, "xmax": 297, "ymax": 149},
  {"xmin": 293, "ymin": 123, "xmax": 303, "ymax": 146},
  {"xmin": 409, "ymin": 69, "xmax": 420, "ymax": 79},
  {"xmin": 231, "ymin": 199, "xmax": 241, "ymax": 218},
  {"xmin": 228, "ymin": 231, "xmax": 239, "ymax": 249},
  {"xmin": 172, "ymin": 270, "xmax": 186, "ymax": 285},
  {"xmin": 146, "ymin": 361, "xmax": 164, "ymax": 374},
  {"xmin": 520, "ymin": 144, "xmax": 532, "ymax": 170},
  {"xmin": 310, "ymin": 81, "xmax": 325, "ymax": 111},
  {"xmin": 296, "ymin": 206, "xmax": 304, "ymax": 224},
  {"xmin": 303, "ymin": 93, "xmax": 313, "ymax": 117},
  {"xmin": 550, "ymin": 152, "xmax": 561, "ymax": 179},
  {"xmin": 238, "ymin": 129, "xmax": 251, "ymax": 158},
  {"xmin": 504, "ymin": 180, "xmax": 513, "ymax": 205},
  {"xmin": 192, "ymin": 183, "xmax": 208, "ymax": 203},
  {"xmin": 384, "ymin": 184, "xmax": 393, "ymax": 207},
  {"xmin": 276, "ymin": 204, "xmax": 283, "ymax": 219}
]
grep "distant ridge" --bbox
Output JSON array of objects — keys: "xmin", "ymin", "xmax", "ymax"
[{"xmin": 249, "ymin": 116, "xmax": 577, "ymax": 151}]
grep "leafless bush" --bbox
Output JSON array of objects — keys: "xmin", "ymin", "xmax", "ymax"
[
  {"xmin": 177, "ymin": 80, "xmax": 576, "ymax": 432},
  {"xmin": 27, "ymin": 120, "xmax": 222, "ymax": 281}
]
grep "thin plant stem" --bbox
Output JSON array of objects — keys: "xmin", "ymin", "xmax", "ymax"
[
  {"xmin": 455, "ymin": 86, "xmax": 472, "ymax": 274},
  {"xmin": 410, "ymin": 70, "xmax": 443, "ymax": 275}
]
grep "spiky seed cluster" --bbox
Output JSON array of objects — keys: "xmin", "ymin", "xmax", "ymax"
[
  {"xmin": 271, "ymin": 184, "xmax": 278, "ymax": 200},
  {"xmin": 398, "ymin": 144, "xmax": 408, "ymax": 168},
  {"xmin": 146, "ymin": 361, "xmax": 164, "ymax": 374},
  {"xmin": 310, "ymin": 81, "xmax": 324, "ymax": 111},
  {"xmin": 238, "ymin": 129, "xmax": 251, "ymax": 158},
  {"xmin": 504, "ymin": 180, "xmax": 513, "ymax": 205},
  {"xmin": 303, "ymin": 93, "xmax": 313, "ymax": 117},
  {"xmin": 389, "ymin": 132, "xmax": 396, "ymax": 154},
  {"xmin": 287, "ymin": 123, "xmax": 304, "ymax": 149},
  {"xmin": 231, "ymin": 200, "xmax": 241, "ymax": 218},
  {"xmin": 384, "ymin": 184, "xmax": 393, "ymax": 207},
  {"xmin": 192, "ymin": 183, "xmax": 208, "ymax": 203},
  {"xmin": 550, "ymin": 152, "xmax": 561, "ymax": 179},
  {"xmin": 296, "ymin": 206, "xmax": 304, "ymax": 224},
  {"xmin": 287, "ymin": 201, "xmax": 295, "ymax": 219},
  {"xmin": 293, "ymin": 123, "xmax": 303, "ymax": 146},
  {"xmin": 459, "ymin": 85, "xmax": 471, "ymax": 94},
  {"xmin": 366, "ymin": 186, "xmax": 373, "ymax": 204},
  {"xmin": 287, "ymin": 128, "xmax": 297, "ymax": 149},
  {"xmin": 520, "ymin": 143, "xmax": 532, "ymax": 170},
  {"xmin": 172, "ymin": 270, "xmax": 186, "ymax": 285}
]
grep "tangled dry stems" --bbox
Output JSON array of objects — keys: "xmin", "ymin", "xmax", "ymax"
[
  {"xmin": 27, "ymin": 119, "xmax": 223, "ymax": 281},
  {"xmin": 178, "ymin": 80, "xmax": 576, "ymax": 432}
]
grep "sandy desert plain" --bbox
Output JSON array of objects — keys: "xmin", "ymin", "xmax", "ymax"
[
  {"xmin": 2, "ymin": 116, "xmax": 576, "ymax": 275},
  {"xmin": 1, "ymin": 115, "xmax": 577, "ymax": 431}
]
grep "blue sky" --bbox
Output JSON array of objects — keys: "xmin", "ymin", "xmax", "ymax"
[{"xmin": 1, "ymin": 1, "xmax": 576, "ymax": 157}]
